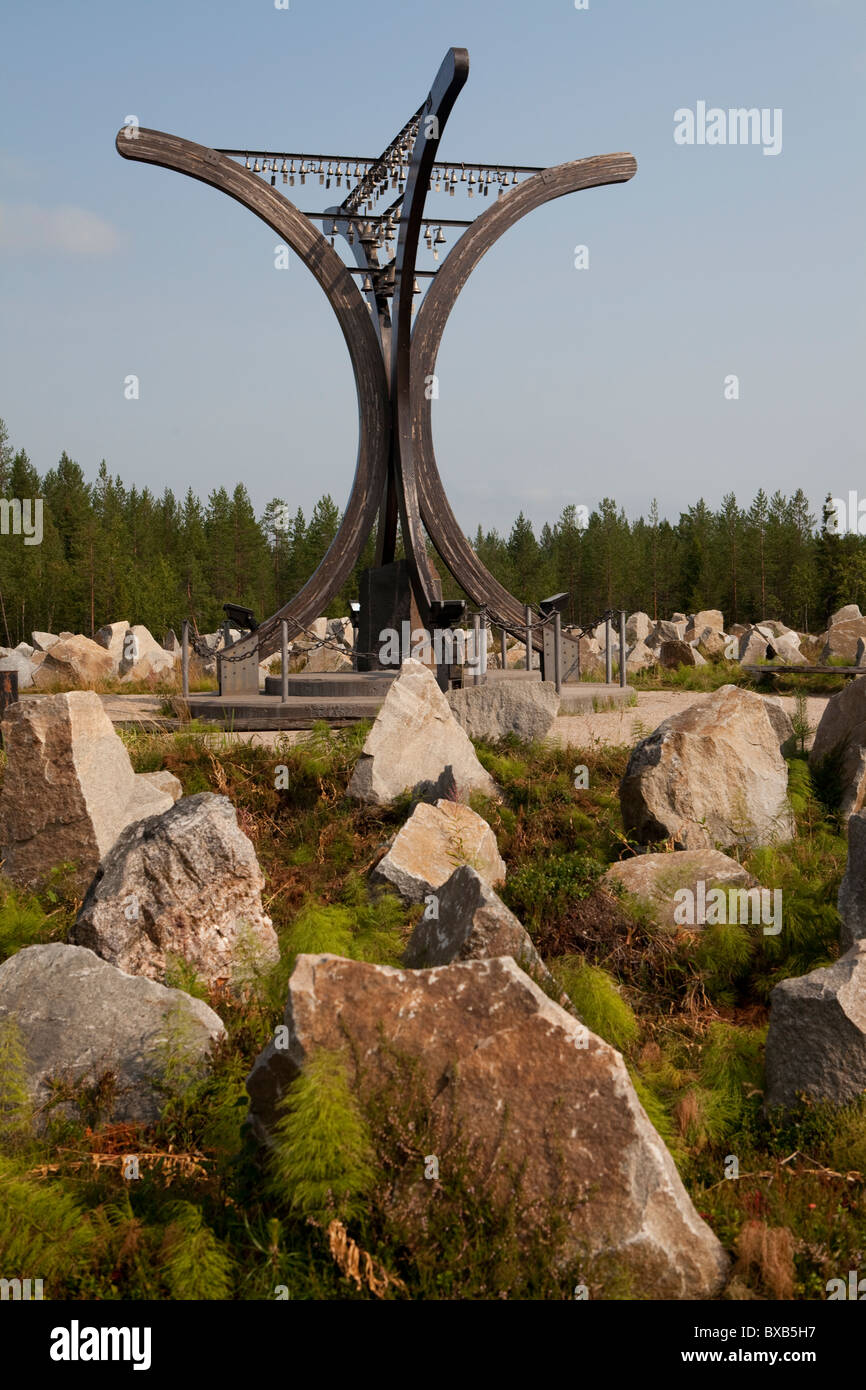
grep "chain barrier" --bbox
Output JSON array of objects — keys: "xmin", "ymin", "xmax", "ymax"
[
  {"xmin": 566, "ymin": 607, "xmax": 625, "ymax": 642},
  {"xmin": 188, "ymin": 604, "xmax": 559, "ymax": 669}
]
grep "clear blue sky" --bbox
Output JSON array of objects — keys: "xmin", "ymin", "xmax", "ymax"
[{"xmin": 1, "ymin": 0, "xmax": 863, "ymax": 534}]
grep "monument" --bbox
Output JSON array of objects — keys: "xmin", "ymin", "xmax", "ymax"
[{"xmin": 116, "ymin": 48, "xmax": 636, "ymax": 693}]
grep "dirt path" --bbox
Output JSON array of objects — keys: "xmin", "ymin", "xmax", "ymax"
[
  {"xmin": 551, "ymin": 690, "xmax": 829, "ymax": 750},
  {"xmin": 85, "ymin": 688, "xmax": 829, "ymax": 753}
]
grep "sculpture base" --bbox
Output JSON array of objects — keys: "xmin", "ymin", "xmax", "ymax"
[{"xmin": 356, "ymin": 561, "xmax": 426, "ymax": 673}]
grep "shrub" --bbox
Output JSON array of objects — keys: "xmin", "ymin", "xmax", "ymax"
[
  {"xmin": 269, "ymin": 1049, "xmax": 376, "ymax": 1224},
  {"xmin": 161, "ymin": 1201, "xmax": 235, "ymax": 1299},
  {"xmin": 0, "ymin": 1157, "xmax": 96, "ymax": 1292},
  {"xmin": 0, "ymin": 887, "xmax": 55, "ymax": 962},
  {"xmin": 555, "ymin": 958, "xmax": 639, "ymax": 1052}
]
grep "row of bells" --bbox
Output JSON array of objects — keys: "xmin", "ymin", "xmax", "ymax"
[{"xmin": 242, "ymin": 154, "xmax": 519, "ymax": 201}]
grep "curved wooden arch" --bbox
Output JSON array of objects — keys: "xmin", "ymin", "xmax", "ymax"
[
  {"xmin": 411, "ymin": 153, "xmax": 638, "ymax": 634},
  {"xmin": 115, "ymin": 126, "xmax": 390, "ymax": 659}
]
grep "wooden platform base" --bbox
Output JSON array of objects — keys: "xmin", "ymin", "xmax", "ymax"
[{"xmin": 187, "ymin": 679, "xmax": 634, "ymax": 729}]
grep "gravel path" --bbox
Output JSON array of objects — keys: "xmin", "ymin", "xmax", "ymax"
[
  {"xmin": 87, "ymin": 688, "xmax": 830, "ymax": 754},
  {"xmin": 551, "ymin": 690, "xmax": 829, "ymax": 750}
]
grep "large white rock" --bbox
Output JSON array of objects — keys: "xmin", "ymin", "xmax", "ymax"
[
  {"xmin": 823, "ymin": 618, "xmax": 866, "ymax": 665},
  {"xmin": 695, "ymin": 628, "xmax": 728, "ymax": 660},
  {"xmin": 32, "ymin": 634, "xmax": 115, "ymax": 688},
  {"xmin": 247, "ymin": 954, "xmax": 730, "ymax": 1298},
  {"xmin": 119, "ymin": 624, "xmax": 176, "ymax": 681},
  {"xmin": 0, "ymin": 691, "xmax": 175, "ymax": 890},
  {"xmin": 293, "ymin": 617, "xmax": 329, "ymax": 651},
  {"xmin": 830, "ymin": 604, "xmax": 862, "ymax": 626},
  {"xmin": 72, "ymin": 792, "xmax": 279, "ymax": 987},
  {"xmin": 684, "ymin": 611, "xmax": 724, "ymax": 642},
  {"xmin": 838, "ymin": 808, "xmax": 866, "ymax": 950},
  {"xmin": 738, "ymin": 625, "xmax": 777, "ymax": 664},
  {"xmin": 347, "ymin": 659, "xmax": 499, "ymax": 805},
  {"xmin": 603, "ymin": 849, "xmax": 760, "ymax": 930},
  {"xmin": 0, "ymin": 648, "xmax": 37, "ymax": 689},
  {"xmin": 765, "ymin": 943, "xmax": 866, "ymax": 1112},
  {"xmin": 810, "ymin": 676, "xmax": 866, "ymax": 817},
  {"xmin": 303, "ymin": 645, "xmax": 353, "ymax": 674},
  {"xmin": 626, "ymin": 612, "xmax": 652, "ymax": 644},
  {"xmin": 447, "ymin": 680, "xmax": 560, "ymax": 743},
  {"xmin": 771, "ymin": 631, "xmax": 807, "ymax": 665},
  {"xmin": 619, "ymin": 685, "xmax": 795, "ymax": 850},
  {"xmin": 649, "ymin": 619, "xmax": 687, "ymax": 645},
  {"xmin": 626, "ymin": 640, "xmax": 658, "ymax": 671},
  {"xmin": 0, "ymin": 943, "xmax": 225, "ymax": 1130},
  {"xmin": 371, "ymin": 798, "xmax": 505, "ymax": 903},
  {"xmin": 94, "ymin": 621, "xmax": 130, "ymax": 668}
]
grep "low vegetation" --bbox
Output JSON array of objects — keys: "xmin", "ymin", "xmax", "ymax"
[{"xmin": 0, "ymin": 722, "xmax": 859, "ymax": 1299}]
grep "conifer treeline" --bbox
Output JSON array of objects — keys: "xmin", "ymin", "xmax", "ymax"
[{"xmin": 0, "ymin": 420, "xmax": 858, "ymax": 642}]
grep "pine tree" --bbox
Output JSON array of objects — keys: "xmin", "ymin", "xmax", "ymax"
[
  {"xmin": 718, "ymin": 493, "xmax": 742, "ymax": 625},
  {"xmin": 745, "ymin": 489, "xmax": 770, "ymax": 620},
  {"xmin": 506, "ymin": 512, "xmax": 541, "ymax": 601}
]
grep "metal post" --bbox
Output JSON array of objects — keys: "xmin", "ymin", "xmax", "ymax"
[
  {"xmin": 473, "ymin": 611, "xmax": 481, "ymax": 687},
  {"xmin": 222, "ymin": 618, "xmax": 232, "ymax": 650},
  {"xmin": 619, "ymin": 609, "xmax": 627, "ymax": 688},
  {"xmin": 524, "ymin": 605, "xmax": 532, "ymax": 671},
  {"xmin": 500, "ymin": 625, "xmax": 507, "ymax": 671},
  {"xmin": 605, "ymin": 617, "xmax": 612, "ymax": 685},
  {"xmin": 480, "ymin": 607, "xmax": 488, "ymax": 683},
  {"xmin": 554, "ymin": 611, "xmax": 562, "ymax": 696},
  {"xmin": 280, "ymin": 619, "xmax": 289, "ymax": 702},
  {"xmin": 181, "ymin": 620, "xmax": 190, "ymax": 699}
]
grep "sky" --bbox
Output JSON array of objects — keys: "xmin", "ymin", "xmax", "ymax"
[{"xmin": 0, "ymin": 0, "xmax": 863, "ymax": 536}]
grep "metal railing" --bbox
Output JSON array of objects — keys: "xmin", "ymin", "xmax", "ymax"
[{"xmin": 182, "ymin": 603, "xmax": 631, "ymax": 701}]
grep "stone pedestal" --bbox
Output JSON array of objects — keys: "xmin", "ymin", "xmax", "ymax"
[
  {"xmin": 542, "ymin": 627, "xmax": 580, "ymax": 683},
  {"xmin": 218, "ymin": 648, "xmax": 260, "ymax": 696},
  {"xmin": 357, "ymin": 561, "xmax": 426, "ymax": 672}
]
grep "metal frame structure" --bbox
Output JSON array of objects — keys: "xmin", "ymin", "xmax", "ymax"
[{"xmin": 116, "ymin": 47, "xmax": 636, "ymax": 664}]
